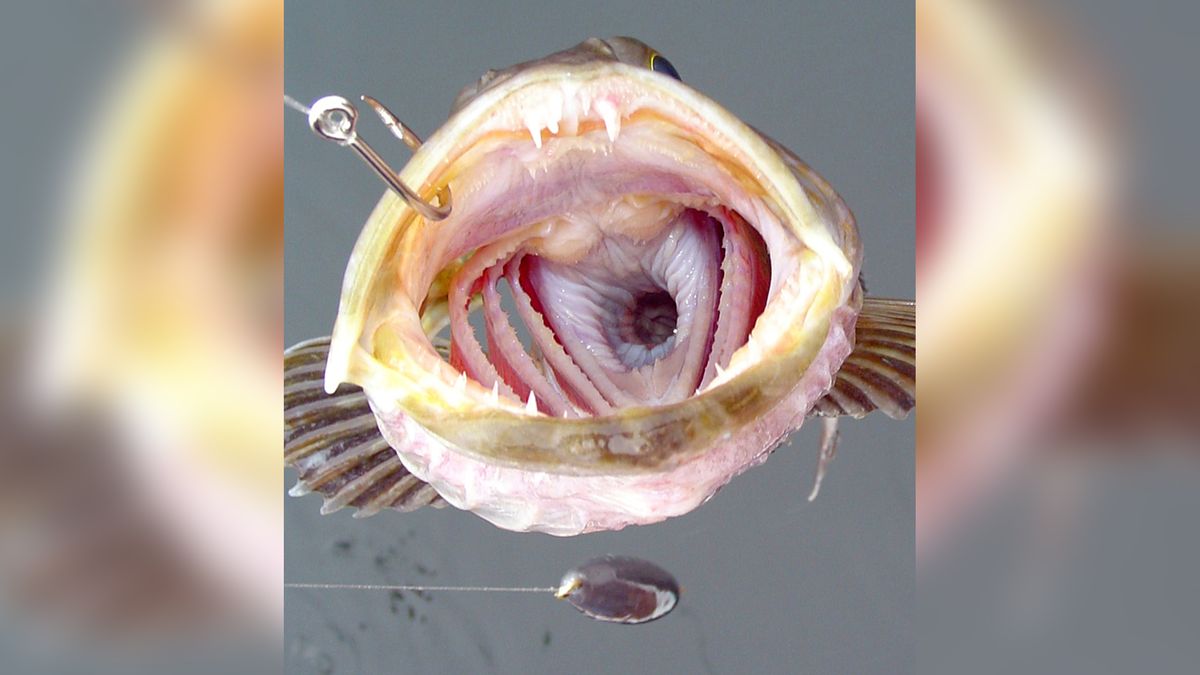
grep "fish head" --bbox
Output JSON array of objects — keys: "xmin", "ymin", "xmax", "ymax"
[{"xmin": 320, "ymin": 37, "xmax": 863, "ymax": 533}]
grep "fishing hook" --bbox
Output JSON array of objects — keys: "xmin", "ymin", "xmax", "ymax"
[{"xmin": 286, "ymin": 94, "xmax": 451, "ymax": 221}]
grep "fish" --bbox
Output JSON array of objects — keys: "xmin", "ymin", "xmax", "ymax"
[{"xmin": 285, "ymin": 37, "xmax": 914, "ymax": 535}]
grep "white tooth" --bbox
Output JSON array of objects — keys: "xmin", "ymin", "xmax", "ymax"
[
  {"xmin": 526, "ymin": 120, "xmax": 543, "ymax": 149},
  {"xmin": 595, "ymin": 100, "xmax": 621, "ymax": 142},
  {"xmin": 561, "ymin": 96, "xmax": 579, "ymax": 135},
  {"xmin": 490, "ymin": 380, "xmax": 500, "ymax": 404},
  {"xmin": 547, "ymin": 117, "xmax": 559, "ymax": 134},
  {"xmin": 745, "ymin": 335, "xmax": 763, "ymax": 360},
  {"xmin": 526, "ymin": 391, "xmax": 538, "ymax": 414},
  {"xmin": 715, "ymin": 363, "xmax": 726, "ymax": 378},
  {"xmin": 455, "ymin": 371, "xmax": 468, "ymax": 393}
]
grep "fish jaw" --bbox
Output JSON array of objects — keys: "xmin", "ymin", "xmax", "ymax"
[
  {"xmin": 326, "ymin": 62, "xmax": 857, "ymax": 388},
  {"xmin": 371, "ymin": 303, "xmax": 858, "ymax": 535},
  {"xmin": 320, "ymin": 56, "xmax": 862, "ymax": 530}
]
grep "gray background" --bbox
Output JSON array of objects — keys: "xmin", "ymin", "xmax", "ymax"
[
  {"xmin": 921, "ymin": 2, "xmax": 1200, "ymax": 674},
  {"xmin": 285, "ymin": 2, "xmax": 913, "ymax": 674}
]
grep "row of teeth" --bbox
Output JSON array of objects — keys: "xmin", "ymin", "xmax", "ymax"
[
  {"xmin": 454, "ymin": 371, "xmax": 543, "ymax": 415},
  {"xmin": 522, "ymin": 94, "xmax": 623, "ymax": 149}
]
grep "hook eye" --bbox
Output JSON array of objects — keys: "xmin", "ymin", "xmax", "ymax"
[
  {"xmin": 308, "ymin": 96, "xmax": 359, "ymax": 145},
  {"xmin": 292, "ymin": 94, "xmax": 452, "ymax": 221}
]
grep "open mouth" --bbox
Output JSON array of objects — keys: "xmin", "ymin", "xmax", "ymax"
[
  {"xmin": 440, "ymin": 118, "xmax": 776, "ymax": 417},
  {"xmin": 341, "ymin": 71, "xmax": 847, "ymax": 399},
  {"xmin": 325, "ymin": 67, "xmax": 857, "ymax": 477}
]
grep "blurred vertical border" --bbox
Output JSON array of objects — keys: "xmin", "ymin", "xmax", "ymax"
[{"xmin": 0, "ymin": 0, "xmax": 281, "ymax": 673}]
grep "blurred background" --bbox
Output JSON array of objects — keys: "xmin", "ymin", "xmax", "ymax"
[
  {"xmin": 0, "ymin": 0, "xmax": 281, "ymax": 673},
  {"xmin": 918, "ymin": 0, "xmax": 1200, "ymax": 673},
  {"xmin": 284, "ymin": 2, "xmax": 912, "ymax": 674}
]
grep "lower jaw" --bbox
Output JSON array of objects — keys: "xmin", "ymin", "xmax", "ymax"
[
  {"xmin": 375, "ymin": 304, "xmax": 857, "ymax": 535},
  {"xmin": 359, "ymin": 116, "xmax": 852, "ymax": 533}
]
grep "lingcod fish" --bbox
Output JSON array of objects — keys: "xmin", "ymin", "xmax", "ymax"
[{"xmin": 284, "ymin": 37, "xmax": 915, "ymax": 535}]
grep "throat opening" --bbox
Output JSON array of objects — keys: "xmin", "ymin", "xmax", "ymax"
[
  {"xmin": 425, "ymin": 111, "xmax": 780, "ymax": 414},
  {"xmin": 611, "ymin": 285, "xmax": 680, "ymax": 370},
  {"xmin": 628, "ymin": 289, "xmax": 677, "ymax": 348}
]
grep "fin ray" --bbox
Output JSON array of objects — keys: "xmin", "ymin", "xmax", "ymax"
[
  {"xmin": 812, "ymin": 297, "xmax": 916, "ymax": 420},
  {"xmin": 284, "ymin": 337, "xmax": 446, "ymax": 515}
]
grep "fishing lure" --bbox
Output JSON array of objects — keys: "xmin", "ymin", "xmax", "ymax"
[
  {"xmin": 286, "ymin": 555, "xmax": 680, "ymax": 625},
  {"xmin": 556, "ymin": 555, "xmax": 679, "ymax": 624}
]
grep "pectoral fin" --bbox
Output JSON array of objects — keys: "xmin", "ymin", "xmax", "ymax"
[
  {"xmin": 811, "ymin": 297, "xmax": 915, "ymax": 420},
  {"xmin": 284, "ymin": 337, "xmax": 445, "ymax": 516}
]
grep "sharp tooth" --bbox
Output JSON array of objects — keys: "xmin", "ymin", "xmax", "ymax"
[
  {"xmin": 715, "ymin": 363, "xmax": 726, "ymax": 378},
  {"xmin": 547, "ymin": 117, "xmax": 559, "ymax": 134},
  {"xmin": 561, "ymin": 97, "xmax": 579, "ymax": 135},
  {"xmin": 525, "ymin": 391, "xmax": 538, "ymax": 414},
  {"xmin": 526, "ymin": 121, "xmax": 543, "ymax": 149},
  {"xmin": 745, "ymin": 335, "xmax": 763, "ymax": 360},
  {"xmin": 490, "ymin": 380, "xmax": 500, "ymax": 404},
  {"xmin": 595, "ymin": 100, "xmax": 621, "ymax": 142},
  {"xmin": 455, "ymin": 371, "xmax": 468, "ymax": 393}
]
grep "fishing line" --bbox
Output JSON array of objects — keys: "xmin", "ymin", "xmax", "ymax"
[
  {"xmin": 283, "ymin": 93, "xmax": 311, "ymax": 115},
  {"xmin": 285, "ymin": 582, "xmax": 556, "ymax": 593},
  {"xmin": 284, "ymin": 556, "xmax": 680, "ymax": 624}
]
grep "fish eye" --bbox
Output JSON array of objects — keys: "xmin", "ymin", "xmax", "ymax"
[{"xmin": 648, "ymin": 52, "xmax": 681, "ymax": 81}]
